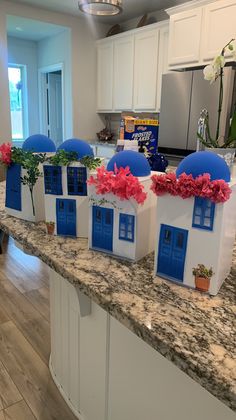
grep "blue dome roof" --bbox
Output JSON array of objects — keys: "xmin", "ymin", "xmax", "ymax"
[
  {"xmin": 22, "ymin": 134, "xmax": 56, "ymax": 152},
  {"xmin": 58, "ymin": 138, "xmax": 94, "ymax": 159},
  {"xmin": 107, "ymin": 150, "xmax": 151, "ymax": 177},
  {"xmin": 176, "ymin": 151, "xmax": 230, "ymax": 182}
]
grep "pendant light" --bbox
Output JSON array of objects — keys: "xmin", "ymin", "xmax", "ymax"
[{"xmin": 78, "ymin": 0, "xmax": 122, "ymax": 16}]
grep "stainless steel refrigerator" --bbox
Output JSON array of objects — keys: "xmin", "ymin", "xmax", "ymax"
[{"xmin": 158, "ymin": 67, "xmax": 236, "ymax": 155}]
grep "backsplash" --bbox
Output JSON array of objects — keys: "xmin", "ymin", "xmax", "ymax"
[{"xmin": 99, "ymin": 112, "xmax": 159, "ymax": 143}]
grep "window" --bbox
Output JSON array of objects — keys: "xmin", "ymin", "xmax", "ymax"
[
  {"xmin": 67, "ymin": 167, "xmax": 87, "ymax": 196},
  {"xmin": 8, "ymin": 65, "xmax": 28, "ymax": 145},
  {"xmin": 44, "ymin": 166, "xmax": 62, "ymax": 195},
  {"xmin": 119, "ymin": 214, "xmax": 135, "ymax": 242},
  {"xmin": 192, "ymin": 197, "xmax": 215, "ymax": 231}
]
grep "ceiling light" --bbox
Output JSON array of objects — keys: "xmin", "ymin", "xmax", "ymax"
[{"xmin": 78, "ymin": 0, "xmax": 122, "ymax": 16}]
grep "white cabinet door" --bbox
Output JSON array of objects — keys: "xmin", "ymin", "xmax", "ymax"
[
  {"xmin": 156, "ymin": 25, "xmax": 169, "ymax": 111},
  {"xmin": 133, "ymin": 28, "xmax": 159, "ymax": 111},
  {"xmin": 97, "ymin": 41, "xmax": 113, "ymax": 111},
  {"xmin": 168, "ymin": 8, "xmax": 202, "ymax": 66},
  {"xmin": 113, "ymin": 35, "xmax": 134, "ymax": 111},
  {"xmin": 202, "ymin": 0, "xmax": 236, "ymax": 61}
]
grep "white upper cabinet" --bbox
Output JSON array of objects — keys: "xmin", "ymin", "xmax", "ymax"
[
  {"xmin": 96, "ymin": 22, "xmax": 168, "ymax": 113},
  {"xmin": 97, "ymin": 41, "xmax": 113, "ymax": 111},
  {"xmin": 113, "ymin": 35, "xmax": 134, "ymax": 111},
  {"xmin": 133, "ymin": 28, "xmax": 159, "ymax": 111},
  {"xmin": 167, "ymin": 0, "xmax": 236, "ymax": 69},
  {"xmin": 168, "ymin": 8, "xmax": 202, "ymax": 66},
  {"xmin": 202, "ymin": 0, "xmax": 236, "ymax": 61}
]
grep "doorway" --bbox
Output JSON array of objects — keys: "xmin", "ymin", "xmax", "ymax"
[
  {"xmin": 92, "ymin": 206, "xmax": 114, "ymax": 252},
  {"xmin": 39, "ymin": 64, "xmax": 64, "ymax": 147},
  {"xmin": 157, "ymin": 224, "xmax": 188, "ymax": 282},
  {"xmin": 56, "ymin": 198, "xmax": 76, "ymax": 237}
]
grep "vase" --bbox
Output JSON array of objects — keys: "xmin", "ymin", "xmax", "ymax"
[
  {"xmin": 195, "ymin": 276, "xmax": 210, "ymax": 292},
  {"xmin": 205, "ymin": 147, "xmax": 235, "ymax": 171}
]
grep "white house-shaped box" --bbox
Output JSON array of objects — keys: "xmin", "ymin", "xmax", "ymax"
[
  {"xmin": 153, "ymin": 151, "xmax": 236, "ymax": 296},
  {"xmin": 5, "ymin": 134, "xmax": 56, "ymax": 222},
  {"xmin": 88, "ymin": 150, "xmax": 156, "ymax": 261},
  {"xmin": 43, "ymin": 139, "xmax": 96, "ymax": 238}
]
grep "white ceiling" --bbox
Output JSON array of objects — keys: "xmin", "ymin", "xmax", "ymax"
[
  {"xmin": 6, "ymin": 0, "xmax": 190, "ymax": 40},
  {"xmin": 7, "ymin": 15, "xmax": 67, "ymax": 41},
  {"xmin": 6, "ymin": 0, "xmax": 190, "ymax": 24}
]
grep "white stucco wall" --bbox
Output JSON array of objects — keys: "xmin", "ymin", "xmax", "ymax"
[
  {"xmin": 154, "ymin": 191, "xmax": 236, "ymax": 295},
  {"xmin": 5, "ymin": 164, "xmax": 45, "ymax": 222},
  {"xmin": 88, "ymin": 175, "xmax": 156, "ymax": 261},
  {"xmin": 44, "ymin": 162, "xmax": 92, "ymax": 238}
]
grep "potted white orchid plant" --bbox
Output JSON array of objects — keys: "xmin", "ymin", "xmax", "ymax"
[{"xmin": 198, "ymin": 38, "xmax": 236, "ymax": 167}]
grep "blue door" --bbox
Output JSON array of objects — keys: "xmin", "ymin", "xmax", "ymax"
[
  {"xmin": 56, "ymin": 199, "xmax": 76, "ymax": 236},
  {"xmin": 92, "ymin": 206, "xmax": 113, "ymax": 252},
  {"xmin": 157, "ymin": 224, "xmax": 188, "ymax": 282},
  {"xmin": 5, "ymin": 164, "xmax": 21, "ymax": 211}
]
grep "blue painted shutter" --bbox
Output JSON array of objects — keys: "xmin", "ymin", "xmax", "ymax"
[
  {"xmin": 5, "ymin": 164, "xmax": 22, "ymax": 211},
  {"xmin": 67, "ymin": 167, "xmax": 87, "ymax": 196},
  {"xmin": 192, "ymin": 197, "xmax": 215, "ymax": 230}
]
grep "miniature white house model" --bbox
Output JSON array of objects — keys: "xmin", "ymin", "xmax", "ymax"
[
  {"xmin": 43, "ymin": 138, "xmax": 95, "ymax": 238},
  {"xmin": 5, "ymin": 134, "xmax": 56, "ymax": 222},
  {"xmin": 153, "ymin": 151, "xmax": 236, "ymax": 295},
  {"xmin": 88, "ymin": 150, "xmax": 156, "ymax": 261}
]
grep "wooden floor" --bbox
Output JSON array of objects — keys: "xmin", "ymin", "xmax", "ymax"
[{"xmin": 0, "ymin": 236, "xmax": 77, "ymax": 420}]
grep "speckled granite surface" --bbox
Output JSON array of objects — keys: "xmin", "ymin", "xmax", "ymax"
[{"xmin": 0, "ymin": 182, "xmax": 235, "ymax": 412}]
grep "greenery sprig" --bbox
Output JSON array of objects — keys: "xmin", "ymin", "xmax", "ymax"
[
  {"xmin": 46, "ymin": 150, "xmax": 102, "ymax": 170},
  {"xmin": 11, "ymin": 147, "xmax": 46, "ymax": 216}
]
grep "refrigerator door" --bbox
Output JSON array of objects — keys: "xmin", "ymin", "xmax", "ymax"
[
  {"xmin": 187, "ymin": 67, "xmax": 234, "ymax": 150},
  {"xmin": 158, "ymin": 72, "xmax": 193, "ymax": 149}
]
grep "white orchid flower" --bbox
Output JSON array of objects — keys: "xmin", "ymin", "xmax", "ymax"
[
  {"xmin": 203, "ymin": 64, "xmax": 218, "ymax": 83},
  {"xmin": 228, "ymin": 42, "xmax": 236, "ymax": 61},
  {"xmin": 213, "ymin": 55, "xmax": 225, "ymax": 69}
]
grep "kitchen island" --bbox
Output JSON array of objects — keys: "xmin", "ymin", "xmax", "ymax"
[{"xmin": 0, "ymin": 181, "xmax": 235, "ymax": 420}]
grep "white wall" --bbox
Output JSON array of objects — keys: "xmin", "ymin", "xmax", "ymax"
[
  {"xmin": 8, "ymin": 36, "xmax": 40, "ymax": 137},
  {"xmin": 37, "ymin": 29, "xmax": 72, "ymax": 140},
  {"xmin": 0, "ymin": 0, "xmax": 109, "ymax": 145},
  {"xmin": 0, "ymin": 8, "xmax": 11, "ymax": 144}
]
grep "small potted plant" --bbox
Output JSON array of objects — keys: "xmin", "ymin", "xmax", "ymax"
[
  {"xmin": 192, "ymin": 264, "xmax": 214, "ymax": 292},
  {"xmin": 45, "ymin": 221, "xmax": 55, "ymax": 235}
]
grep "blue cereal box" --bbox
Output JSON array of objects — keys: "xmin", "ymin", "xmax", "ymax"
[{"xmin": 124, "ymin": 117, "xmax": 159, "ymax": 155}]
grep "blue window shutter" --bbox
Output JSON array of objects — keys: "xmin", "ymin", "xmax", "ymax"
[
  {"xmin": 67, "ymin": 167, "xmax": 87, "ymax": 196},
  {"xmin": 44, "ymin": 166, "xmax": 62, "ymax": 195},
  {"xmin": 119, "ymin": 213, "xmax": 135, "ymax": 242},
  {"xmin": 5, "ymin": 163, "xmax": 22, "ymax": 211},
  {"xmin": 192, "ymin": 197, "xmax": 215, "ymax": 231}
]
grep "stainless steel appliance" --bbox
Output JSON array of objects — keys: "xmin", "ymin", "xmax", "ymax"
[{"xmin": 158, "ymin": 67, "xmax": 236, "ymax": 156}]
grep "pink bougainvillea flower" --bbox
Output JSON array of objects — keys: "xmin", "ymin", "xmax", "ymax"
[
  {"xmin": 87, "ymin": 166, "xmax": 147, "ymax": 204},
  {"xmin": 176, "ymin": 173, "xmax": 196, "ymax": 199},
  {"xmin": 209, "ymin": 179, "xmax": 231, "ymax": 203},
  {"xmin": 150, "ymin": 171, "xmax": 231, "ymax": 203},
  {"xmin": 0, "ymin": 142, "xmax": 12, "ymax": 166}
]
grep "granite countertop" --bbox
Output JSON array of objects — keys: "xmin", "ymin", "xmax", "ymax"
[{"xmin": 0, "ymin": 182, "xmax": 235, "ymax": 412}]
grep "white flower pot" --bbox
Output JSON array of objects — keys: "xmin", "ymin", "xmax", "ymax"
[{"xmin": 205, "ymin": 147, "xmax": 236, "ymax": 171}]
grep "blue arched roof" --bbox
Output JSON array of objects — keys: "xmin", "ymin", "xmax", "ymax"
[
  {"xmin": 58, "ymin": 138, "xmax": 94, "ymax": 159},
  {"xmin": 176, "ymin": 151, "xmax": 230, "ymax": 182},
  {"xmin": 107, "ymin": 150, "xmax": 151, "ymax": 177},
  {"xmin": 22, "ymin": 134, "xmax": 56, "ymax": 152}
]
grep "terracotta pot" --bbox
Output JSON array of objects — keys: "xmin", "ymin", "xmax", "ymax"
[
  {"xmin": 46, "ymin": 223, "xmax": 55, "ymax": 235},
  {"xmin": 195, "ymin": 276, "xmax": 210, "ymax": 292}
]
